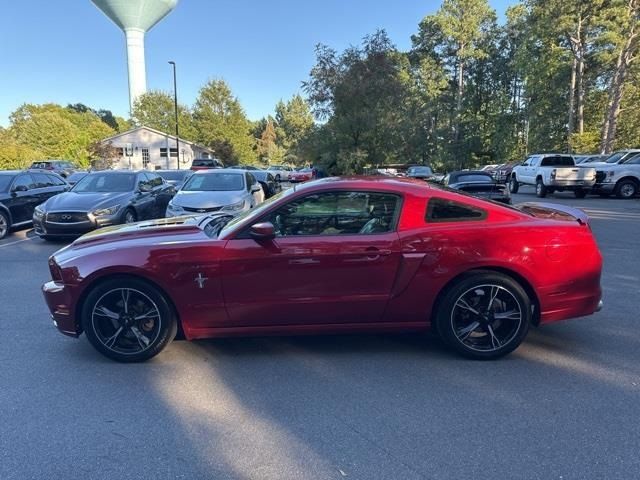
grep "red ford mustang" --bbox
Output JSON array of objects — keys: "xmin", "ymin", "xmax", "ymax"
[{"xmin": 43, "ymin": 177, "xmax": 603, "ymax": 362}]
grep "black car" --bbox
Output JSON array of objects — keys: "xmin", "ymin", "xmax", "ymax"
[
  {"xmin": 237, "ymin": 166, "xmax": 281, "ymax": 198},
  {"xmin": 33, "ymin": 170, "xmax": 176, "ymax": 240},
  {"xmin": 0, "ymin": 170, "xmax": 69, "ymax": 239},
  {"xmin": 30, "ymin": 160, "xmax": 77, "ymax": 178},
  {"xmin": 156, "ymin": 170, "xmax": 193, "ymax": 190},
  {"xmin": 442, "ymin": 170, "xmax": 511, "ymax": 204}
]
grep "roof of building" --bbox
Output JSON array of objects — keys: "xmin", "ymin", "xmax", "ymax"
[{"xmin": 100, "ymin": 126, "xmax": 215, "ymax": 153}]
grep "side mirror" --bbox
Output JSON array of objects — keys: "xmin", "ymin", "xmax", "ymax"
[
  {"xmin": 249, "ymin": 222, "xmax": 276, "ymax": 241},
  {"xmin": 12, "ymin": 185, "xmax": 28, "ymax": 193},
  {"xmin": 251, "ymin": 184, "xmax": 262, "ymax": 193}
]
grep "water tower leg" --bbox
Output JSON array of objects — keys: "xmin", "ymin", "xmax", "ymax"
[{"xmin": 125, "ymin": 28, "xmax": 147, "ymax": 114}]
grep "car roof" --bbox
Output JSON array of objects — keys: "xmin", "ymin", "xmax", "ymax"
[
  {"xmin": 193, "ymin": 168, "xmax": 247, "ymax": 175},
  {"xmin": 0, "ymin": 170, "xmax": 21, "ymax": 176},
  {"xmin": 288, "ymin": 176, "xmax": 435, "ymax": 195}
]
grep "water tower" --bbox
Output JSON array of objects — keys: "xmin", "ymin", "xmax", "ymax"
[{"xmin": 91, "ymin": 0, "xmax": 179, "ymax": 113}]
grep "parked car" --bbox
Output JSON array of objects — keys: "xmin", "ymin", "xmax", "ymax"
[
  {"xmin": 30, "ymin": 160, "xmax": 77, "ymax": 178},
  {"xmin": 407, "ymin": 165, "xmax": 434, "ymax": 180},
  {"xmin": 576, "ymin": 154, "xmax": 609, "ymax": 164},
  {"xmin": 492, "ymin": 161, "xmax": 520, "ymax": 184},
  {"xmin": 43, "ymin": 176, "xmax": 603, "ymax": 363},
  {"xmin": 266, "ymin": 165, "xmax": 294, "ymax": 182},
  {"xmin": 166, "ymin": 169, "xmax": 264, "ymax": 217},
  {"xmin": 480, "ymin": 164, "xmax": 500, "ymax": 172},
  {"xmin": 590, "ymin": 149, "xmax": 640, "ymax": 166},
  {"xmin": 0, "ymin": 170, "xmax": 69, "ymax": 239},
  {"xmin": 591, "ymin": 152, "xmax": 640, "ymax": 198},
  {"xmin": 289, "ymin": 167, "xmax": 315, "ymax": 183},
  {"xmin": 190, "ymin": 158, "xmax": 224, "ymax": 171},
  {"xmin": 235, "ymin": 166, "xmax": 280, "ymax": 198},
  {"xmin": 156, "ymin": 170, "xmax": 193, "ymax": 190},
  {"xmin": 65, "ymin": 171, "xmax": 89, "ymax": 186},
  {"xmin": 32, "ymin": 170, "xmax": 176, "ymax": 240},
  {"xmin": 509, "ymin": 154, "xmax": 596, "ymax": 198},
  {"xmin": 443, "ymin": 171, "xmax": 511, "ymax": 204}
]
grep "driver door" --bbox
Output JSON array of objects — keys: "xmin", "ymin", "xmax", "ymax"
[{"xmin": 221, "ymin": 190, "xmax": 403, "ymax": 327}]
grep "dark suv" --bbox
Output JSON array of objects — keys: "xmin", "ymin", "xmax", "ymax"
[
  {"xmin": 0, "ymin": 170, "xmax": 69, "ymax": 239},
  {"xmin": 30, "ymin": 160, "xmax": 77, "ymax": 178}
]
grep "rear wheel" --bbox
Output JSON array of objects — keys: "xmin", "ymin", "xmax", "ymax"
[
  {"xmin": 509, "ymin": 176, "xmax": 519, "ymax": 194},
  {"xmin": 81, "ymin": 277, "xmax": 177, "ymax": 362},
  {"xmin": 435, "ymin": 272, "xmax": 531, "ymax": 360},
  {"xmin": 574, "ymin": 189, "xmax": 587, "ymax": 199},
  {"xmin": 0, "ymin": 211, "xmax": 9, "ymax": 240},
  {"xmin": 615, "ymin": 179, "xmax": 638, "ymax": 199},
  {"xmin": 535, "ymin": 178, "xmax": 547, "ymax": 198},
  {"xmin": 123, "ymin": 208, "xmax": 137, "ymax": 224}
]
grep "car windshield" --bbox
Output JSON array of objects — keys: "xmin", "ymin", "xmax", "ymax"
[
  {"xmin": 455, "ymin": 174, "xmax": 493, "ymax": 183},
  {"xmin": 408, "ymin": 166, "xmax": 432, "ymax": 174},
  {"xmin": 0, "ymin": 175, "xmax": 13, "ymax": 192},
  {"xmin": 605, "ymin": 152, "xmax": 626, "ymax": 164},
  {"xmin": 158, "ymin": 171, "xmax": 189, "ymax": 181},
  {"xmin": 67, "ymin": 172, "xmax": 87, "ymax": 182},
  {"xmin": 72, "ymin": 173, "xmax": 136, "ymax": 193},
  {"xmin": 183, "ymin": 172, "xmax": 244, "ymax": 191}
]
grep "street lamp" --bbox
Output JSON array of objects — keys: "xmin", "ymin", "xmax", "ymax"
[{"xmin": 168, "ymin": 61, "xmax": 180, "ymax": 170}]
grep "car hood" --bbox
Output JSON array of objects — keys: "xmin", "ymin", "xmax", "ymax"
[
  {"xmin": 172, "ymin": 190, "xmax": 245, "ymax": 208},
  {"xmin": 42, "ymin": 191, "xmax": 132, "ymax": 212}
]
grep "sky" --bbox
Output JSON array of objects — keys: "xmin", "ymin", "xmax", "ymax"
[{"xmin": 0, "ymin": 0, "xmax": 512, "ymax": 127}]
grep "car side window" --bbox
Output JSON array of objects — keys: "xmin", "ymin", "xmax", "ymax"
[
  {"xmin": 137, "ymin": 174, "xmax": 152, "ymax": 192},
  {"xmin": 147, "ymin": 173, "xmax": 163, "ymax": 188},
  {"xmin": 246, "ymin": 173, "xmax": 253, "ymax": 191},
  {"xmin": 32, "ymin": 173, "xmax": 53, "ymax": 188},
  {"xmin": 626, "ymin": 155, "xmax": 640, "ymax": 165},
  {"xmin": 426, "ymin": 198, "xmax": 487, "ymax": 223},
  {"xmin": 47, "ymin": 174, "xmax": 67, "ymax": 186},
  {"xmin": 12, "ymin": 174, "xmax": 35, "ymax": 191},
  {"xmin": 264, "ymin": 191, "xmax": 400, "ymax": 236}
]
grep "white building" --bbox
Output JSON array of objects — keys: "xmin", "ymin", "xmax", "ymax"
[{"xmin": 100, "ymin": 126, "xmax": 216, "ymax": 170}]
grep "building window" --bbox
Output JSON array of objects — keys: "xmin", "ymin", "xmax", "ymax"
[
  {"xmin": 160, "ymin": 148, "xmax": 179, "ymax": 158},
  {"xmin": 142, "ymin": 148, "xmax": 150, "ymax": 168}
]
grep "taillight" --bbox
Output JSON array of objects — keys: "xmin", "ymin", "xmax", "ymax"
[{"xmin": 550, "ymin": 169, "xmax": 557, "ymax": 179}]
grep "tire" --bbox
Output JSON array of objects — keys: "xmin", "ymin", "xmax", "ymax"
[
  {"xmin": 435, "ymin": 271, "xmax": 531, "ymax": 360},
  {"xmin": 615, "ymin": 179, "xmax": 638, "ymax": 199},
  {"xmin": 0, "ymin": 211, "xmax": 9, "ymax": 240},
  {"xmin": 535, "ymin": 178, "xmax": 547, "ymax": 198},
  {"xmin": 123, "ymin": 208, "xmax": 137, "ymax": 224},
  {"xmin": 509, "ymin": 176, "xmax": 519, "ymax": 194},
  {"xmin": 574, "ymin": 189, "xmax": 587, "ymax": 199},
  {"xmin": 81, "ymin": 277, "xmax": 177, "ymax": 363}
]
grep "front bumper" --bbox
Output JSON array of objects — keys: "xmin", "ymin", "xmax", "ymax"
[
  {"xmin": 42, "ymin": 281, "xmax": 80, "ymax": 337},
  {"xmin": 33, "ymin": 212, "xmax": 121, "ymax": 237}
]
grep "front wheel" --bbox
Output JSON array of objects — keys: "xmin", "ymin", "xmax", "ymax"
[
  {"xmin": 123, "ymin": 208, "xmax": 137, "ymax": 224},
  {"xmin": 615, "ymin": 180, "xmax": 638, "ymax": 199},
  {"xmin": 0, "ymin": 211, "xmax": 9, "ymax": 240},
  {"xmin": 535, "ymin": 179, "xmax": 547, "ymax": 198},
  {"xmin": 509, "ymin": 176, "xmax": 519, "ymax": 194},
  {"xmin": 81, "ymin": 277, "xmax": 177, "ymax": 362},
  {"xmin": 435, "ymin": 272, "xmax": 531, "ymax": 360}
]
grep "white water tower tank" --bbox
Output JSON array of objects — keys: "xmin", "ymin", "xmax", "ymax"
[{"xmin": 91, "ymin": 0, "xmax": 179, "ymax": 113}]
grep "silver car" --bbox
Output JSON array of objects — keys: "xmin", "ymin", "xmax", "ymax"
[{"xmin": 166, "ymin": 169, "xmax": 264, "ymax": 217}]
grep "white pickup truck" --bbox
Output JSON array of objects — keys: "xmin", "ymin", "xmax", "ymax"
[
  {"xmin": 509, "ymin": 154, "xmax": 596, "ymax": 198},
  {"xmin": 592, "ymin": 153, "xmax": 640, "ymax": 198}
]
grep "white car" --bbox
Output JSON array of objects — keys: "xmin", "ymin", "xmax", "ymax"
[
  {"xmin": 266, "ymin": 165, "xmax": 294, "ymax": 182},
  {"xmin": 166, "ymin": 169, "xmax": 264, "ymax": 217},
  {"xmin": 509, "ymin": 153, "xmax": 596, "ymax": 198},
  {"xmin": 592, "ymin": 152, "xmax": 640, "ymax": 198}
]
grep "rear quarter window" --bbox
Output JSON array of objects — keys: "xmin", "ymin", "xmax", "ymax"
[{"xmin": 426, "ymin": 198, "xmax": 487, "ymax": 223}]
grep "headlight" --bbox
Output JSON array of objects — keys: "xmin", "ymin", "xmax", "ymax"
[
  {"xmin": 34, "ymin": 206, "xmax": 45, "ymax": 219},
  {"xmin": 167, "ymin": 202, "xmax": 184, "ymax": 212},
  {"xmin": 92, "ymin": 205, "xmax": 121, "ymax": 217},
  {"xmin": 222, "ymin": 200, "xmax": 245, "ymax": 212}
]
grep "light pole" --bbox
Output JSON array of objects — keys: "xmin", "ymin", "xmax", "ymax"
[{"xmin": 168, "ymin": 61, "xmax": 180, "ymax": 170}]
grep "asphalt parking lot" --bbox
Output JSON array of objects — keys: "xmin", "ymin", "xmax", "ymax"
[{"xmin": 1, "ymin": 186, "xmax": 639, "ymax": 480}]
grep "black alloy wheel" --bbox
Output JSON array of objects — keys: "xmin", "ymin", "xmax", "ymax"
[
  {"xmin": 436, "ymin": 272, "xmax": 531, "ymax": 359},
  {"xmin": 123, "ymin": 209, "xmax": 137, "ymax": 224},
  {"xmin": 0, "ymin": 211, "xmax": 9, "ymax": 240},
  {"xmin": 81, "ymin": 277, "xmax": 177, "ymax": 362},
  {"xmin": 509, "ymin": 176, "xmax": 519, "ymax": 194}
]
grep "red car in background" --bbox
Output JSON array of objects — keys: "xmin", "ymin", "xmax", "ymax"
[
  {"xmin": 289, "ymin": 167, "xmax": 314, "ymax": 183},
  {"xmin": 43, "ymin": 177, "xmax": 603, "ymax": 363}
]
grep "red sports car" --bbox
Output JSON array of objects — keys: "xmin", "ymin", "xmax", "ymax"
[
  {"xmin": 289, "ymin": 168, "xmax": 314, "ymax": 183},
  {"xmin": 43, "ymin": 177, "xmax": 603, "ymax": 362}
]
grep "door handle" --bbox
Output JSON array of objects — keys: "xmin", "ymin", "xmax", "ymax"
[{"xmin": 364, "ymin": 247, "xmax": 392, "ymax": 259}]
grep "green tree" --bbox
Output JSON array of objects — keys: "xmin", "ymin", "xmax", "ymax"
[
  {"xmin": 257, "ymin": 118, "xmax": 284, "ymax": 164},
  {"xmin": 192, "ymin": 80, "xmax": 256, "ymax": 165},
  {"xmin": 274, "ymin": 94, "xmax": 314, "ymax": 162},
  {"xmin": 131, "ymin": 91, "xmax": 196, "ymax": 140}
]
